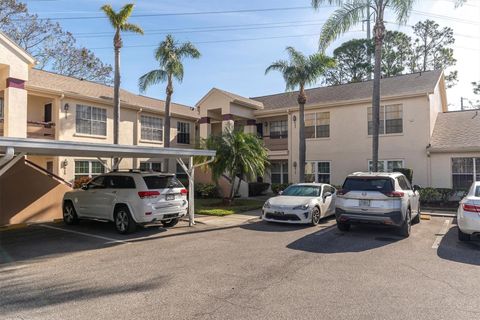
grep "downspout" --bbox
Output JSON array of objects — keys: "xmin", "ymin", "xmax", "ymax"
[{"xmin": 426, "ymin": 144, "xmax": 432, "ymax": 187}]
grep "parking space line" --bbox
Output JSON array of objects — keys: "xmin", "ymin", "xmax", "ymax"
[
  {"xmin": 431, "ymin": 219, "xmax": 452, "ymax": 249},
  {"xmin": 39, "ymin": 224, "xmax": 129, "ymax": 245}
]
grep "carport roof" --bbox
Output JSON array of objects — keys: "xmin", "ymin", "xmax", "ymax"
[{"xmin": 0, "ymin": 137, "xmax": 215, "ymax": 158}]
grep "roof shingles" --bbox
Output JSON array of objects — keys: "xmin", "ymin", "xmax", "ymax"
[{"xmin": 430, "ymin": 110, "xmax": 480, "ymax": 152}]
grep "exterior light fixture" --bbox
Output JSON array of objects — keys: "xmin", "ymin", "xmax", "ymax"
[{"xmin": 64, "ymin": 103, "xmax": 69, "ymax": 111}]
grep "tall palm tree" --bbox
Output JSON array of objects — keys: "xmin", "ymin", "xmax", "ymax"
[
  {"xmin": 139, "ymin": 34, "xmax": 200, "ymax": 172},
  {"xmin": 265, "ymin": 47, "xmax": 335, "ymax": 182},
  {"xmin": 101, "ymin": 4, "xmax": 143, "ymax": 157},
  {"xmin": 202, "ymin": 128, "xmax": 269, "ymax": 203},
  {"xmin": 312, "ymin": 0, "xmax": 416, "ymax": 171}
]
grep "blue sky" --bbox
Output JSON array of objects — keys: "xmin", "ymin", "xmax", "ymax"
[{"xmin": 25, "ymin": 0, "xmax": 480, "ymax": 109}]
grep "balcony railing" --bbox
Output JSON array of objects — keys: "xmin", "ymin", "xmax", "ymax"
[
  {"xmin": 263, "ymin": 136, "xmax": 288, "ymax": 151},
  {"xmin": 27, "ymin": 121, "xmax": 55, "ymax": 139}
]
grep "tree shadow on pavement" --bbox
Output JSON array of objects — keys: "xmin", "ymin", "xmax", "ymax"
[
  {"xmin": 240, "ymin": 220, "xmax": 316, "ymax": 233},
  {"xmin": 0, "ymin": 220, "xmax": 170, "ymax": 265},
  {"xmin": 0, "ymin": 272, "xmax": 169, "ymax": 316},
  {"xmin": 287, "ymin": 224, "xmax": 403, "ymax": 254},
  {"xmin": 437, "ymin": 226, "xmax": 480, "ymax": 266}
]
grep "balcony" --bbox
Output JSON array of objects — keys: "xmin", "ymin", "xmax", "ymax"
[
  {"xmin": 27, "ymin": 121, "xmax": 55, "ymax": 139},
  {"xmin": 263, "ymin": 136, "xmax": 288, "ymax": 151}
]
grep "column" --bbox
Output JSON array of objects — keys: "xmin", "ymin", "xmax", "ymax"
[
  {"xmin": 222, "ymin": 114, "xmax": 234, "ymax": 132},
  {"xmin": 4, "ymin": 77, "xmax": 27, "ymax": 138},
  {"xmin": 199, "ymin": 117, "xmax": 211, "ymax": 139}
]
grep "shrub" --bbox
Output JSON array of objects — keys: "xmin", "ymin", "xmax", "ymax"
[
  {"xmin": 419, "ymin": 187, "xmax": 442, "ymax": 203},
  {"xmin": 393, "ymin": 168, "xmax": 413, "ymax": 184},
  {"xmin": 271, "ymin": 183, "xmax": 291, "ymax": 194},
  {"xmin": 248, "ymin": 182, "xmax": 270, "ymax": 197},
  {"xmin": 195, "ymin": 183, "xmax": 219, "ymax": 198},
  {"xmin": 73, "ymin": 176, "xmax": 91, "ymax": 189}
]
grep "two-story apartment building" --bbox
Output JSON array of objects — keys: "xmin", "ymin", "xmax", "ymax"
[
  {"xmin": 0, "ymin": 32, "xmax": 199, "ymax": 186},
  {"xmin": 197, "ymin": 70, "xmax": 480, "ymax": 191}
]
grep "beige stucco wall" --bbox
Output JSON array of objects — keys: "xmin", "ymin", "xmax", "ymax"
[
  {"xmin": 286, "ymin": 95, "xmax": 432, "ymax": 186},
  {"xmin": 430, "ymin": 152, "xmax": 480, "ymax": 188}
]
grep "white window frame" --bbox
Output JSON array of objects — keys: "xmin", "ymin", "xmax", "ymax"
[
  {"xmin": 74, "ymin": 160, "xmax": 106, "ymax": 180},
  {"xmin": 270, "ymin": 161, "xmax": 288, "ymax": 184},
  {"xmin": 305, "ymin": 161, "xmax": 331, "ymax": 183},
  {"xmin": 139, "ymin": 161, "xmax": 163, "ymax": 172},
  {"xmin": 451, "ymin": 157, "xmax": 480, "ymax": 189},
  {"xmin": 141, "ymin": 115, "xmax": 164, "ymax": 142},
  {"xmin": 368, "ymin": 159, "xmax": 404, "ymax": 173},
  {"xmin": 177, "ymin": 121, "xmax": 191, "ymax": 144},
  {"xmin": 75, "ymin": 104, "xmax": 107, "ymax": 136},
  {"xmin": 269, "ymin": 120, "xmax": 288, "ymax": 139},
  {"xmin": 368, "ymin": 104, "xmax": 403, "ymax": 135},
  {"xmin": 305, "ymin": 112, "xmax": 330, "ymax": 139}
]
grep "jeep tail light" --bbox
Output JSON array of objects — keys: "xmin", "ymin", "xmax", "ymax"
[
  {"xmin": 138, "ymin": 191, "xmax": 160, "ymax": 199},
  {"xmin": 337, "ymin": 189, "xmax": 348, "ymax": 196},
  {"xmin": 463, "ymin": 203, "xmax": 480, "ymax": 213},
  {"xmin": 180, "ymin": 188, "xmax": 188, "ymax": 195},
  {"xmin": 385, "ymin": 191, "xmax": 404, "ymax": 198}
]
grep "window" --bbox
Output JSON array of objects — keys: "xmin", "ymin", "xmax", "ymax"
[
  {"xmin": 177, "ymin": 122, "xmax": 190, "ymax": 144},
  {"xmin": 139, "ymin": 162, "xmax": 163, "ymax": 172},
  {"xmin": 452, "ymin": 158, "xmax": 480, "ymax": 189},
  {"xmin": 105, "ymin": 176, "xmax": 136, "ymax": 189},
  {"xmin": 368, "ymin": 160, "xmax": 404, "ymax": 173},
  {"xmin": 0, "ymin": 98, "xmax": 4, "ymax": 118},
  {"xmin": 368, "ymin": 104, "xmax": 403, "ymax": 135},
  {"xmin": 271, "ymin": 161, "xmax": 288, "ymax": 184},
  {"xmin": 305, "ymin": 161, "xmax": 331, "ymax": 183},
  {"xmin": 141, "ymin": 115, "xmax": 163, "ymax": 142},
  {"xmin": 343, "ymin": 177, "xmax": 394, "ymax": 193},
  {"xmin": 76, "ymin": 105, "xmax": 107, "ymax": 136},
  {"xmin": 269, "ymin": 120, "xmax": 288, "ymax": 139},
  {"xmin": 143, "ymin": 175, "xmax": 184, "ymax": 189},
  {"xmin": 305, "ymin": 112, "xmax": 330, "ymax": 139},
  {"xmin": 176, "ymin": 163, "xmax": 188, "ymax": 181},
  {"xmin": 397, "ymin": 176, "xmax": 411, "ymax": 190},
  {"xmin": 74, "ymin": 160, "xmax": 105, "ymax": 180}
]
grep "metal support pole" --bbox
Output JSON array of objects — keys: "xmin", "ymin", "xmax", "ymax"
[
  {"xmin": 188, "ymin": 156, "xmax": 195, "ymax": 226},
  {"xmin": 0, "ymin": 147, "xmax": 14, "ymax": 168}
]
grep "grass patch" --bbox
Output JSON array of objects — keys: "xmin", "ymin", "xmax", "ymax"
[{"xmin": 195, "ymin": 198, "xmax": 264, "ymax": 216}]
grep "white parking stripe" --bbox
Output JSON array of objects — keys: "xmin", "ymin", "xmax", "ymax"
[
  {"xmin": 432, "ymin": 219, "xmax": 452, "ymax": 249},
  {"xmin": 39, "ymin": 224, "xmax": 129, "ymax": 245}
]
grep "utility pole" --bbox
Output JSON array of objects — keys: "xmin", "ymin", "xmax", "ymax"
[{"xmin": 366, "ymin": 0, "xmax": 372, "ymax": 80}]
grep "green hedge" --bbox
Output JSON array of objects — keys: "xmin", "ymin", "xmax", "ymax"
[
  {"xmin": 195, "ymin": 183, "xmax": 219, "ymax": 198},
  {"xmin": 419, "ymin": 187, "xmax": 468, "ymax": 205},
  {"xmin": 248, "ymin": 182, "xmax": 270, "ymax": 197},
  {"xmin": 271, "ymin": 183, "xmax": 291, "ymax": 194}
]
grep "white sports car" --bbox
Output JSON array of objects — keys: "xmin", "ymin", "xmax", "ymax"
[
  {"xmin": 457, "ymin": 181, "xmax": 480, "ymax": 241},
  {"xmin": 262, "ymin": 183, "xmax": 337, "ymax": 225}
]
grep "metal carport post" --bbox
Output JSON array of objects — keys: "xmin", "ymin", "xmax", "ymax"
[{"xmin": 0, "ymin": 137, "xmax": 216, "ymax": 227}]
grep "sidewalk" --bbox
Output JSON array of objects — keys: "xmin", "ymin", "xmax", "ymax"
[{"xmin": 190, "ymin": 209, "xmax": 261, "ymax": 227}]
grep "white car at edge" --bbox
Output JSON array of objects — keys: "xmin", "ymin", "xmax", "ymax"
[
  {"xmin": 262, "ymin": 183, "xmax": 337, "ymax": 225},
  {"xmin": 457, "ymin": 181, "xmax": 480, "ymax": 241},
  {"xmin": 63, "ymin": 171, "xmax": 188, "ymax": 234}
]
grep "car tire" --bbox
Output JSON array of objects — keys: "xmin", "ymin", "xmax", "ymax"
[
  {"xmin": 412, "ymin": 205, "xmax": 421, "ymax": 225},
  {"xmin": 162, "ymin": 218, "xmax": 180, "ymax": 228},
  {"xmin": 458, "ymin": 228, "xmax": 470, "ymax": 241},
  {"xmin": 114, "ymin": 206, "xmax": 136, "ymax": 234},
  {"xmin": 337, "ymin": 221, "xmax": 350, "ymax": 231},
  {"xmin": 63, "ymin": 201, "xmax": 79, "ymax": 225},
  {"xmin": 310, "ymin": 207, "xmax": 321, "ymax": 226},
  {"xmin": 399, "ymin": 208, "xmax": 412, "ymax": 238}
]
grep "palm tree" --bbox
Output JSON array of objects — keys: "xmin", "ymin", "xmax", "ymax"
[
  {"xmin": 101, "ymin": 3, "xmax": 143, "ymax": 159},
  {"xmin": 139, "ymin": 34, "xmax": 200, "ymax": 172},
  {"xmin": 265, "ymin": 47, "xmax": 335, "ymax": 182},
  {"xmin": 312, "ymin": 0, "xmax": 416, "ymax": 171},
  {"xmin": 202, "ymin": 128, "xmax": 269, "ymax": 203}
]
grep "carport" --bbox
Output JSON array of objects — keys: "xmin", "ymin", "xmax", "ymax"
[{"xmin": 0, "ymin": 137, "xmax": 215, "ymax": 226}]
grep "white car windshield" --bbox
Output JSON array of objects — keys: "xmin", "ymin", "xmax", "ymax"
[{"xmin": 282, "ymin": 185, "xmax": 320, "ymax": 197}]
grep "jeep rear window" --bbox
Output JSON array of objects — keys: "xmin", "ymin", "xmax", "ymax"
[
  {"xmin": 143, "ymin": 176, "xmax": 184, "ymax": 189},
  {"xmin": 343, "ymin": 178, "xmax": 394, "ymax": 193}
]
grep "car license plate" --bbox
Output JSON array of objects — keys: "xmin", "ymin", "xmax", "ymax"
[
  {"xmin": 166, "ymin": 194, "xmax": 175, "ymax": 201},
  {"xmin": 359, "ymin": 199, "xmax": 370, "ymax": 207}
]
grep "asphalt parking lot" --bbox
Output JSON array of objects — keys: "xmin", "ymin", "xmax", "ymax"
[{"xmin": 1, "ymin": 216, "xmax": 479, "ymax": 320}]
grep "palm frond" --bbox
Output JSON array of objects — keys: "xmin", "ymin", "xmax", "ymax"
[
  {"xmin": 177, "ymin": 42, "xmax": 201, "ymax": 59},
  {"xmin": 389, "ymin": 0, "xmax": 416, "ymax": 24},
  {"xmin": 138, "ymin": 69, "xmax": 168, "ymax": 92},
  {"xmin": 118, "ymin": 3, "xmax": 135, "ymax": 25},
  {"xmin": 265, "ymin": 60, "xmax": 289, "ymax": 75},
  {"xmin": 318, "ymin": 0, "xmax": 367, "ymax": 51},
  {"xmin": 100, "ymin": 4, "xmax": 118, "ymax": 28},
  {"xmin": 121, "ymin": 22, "xmax": 144, "ymax": 34},
  {"xmin": 285, "ymin": 46, "xmax": 307, "ymax": 67}
]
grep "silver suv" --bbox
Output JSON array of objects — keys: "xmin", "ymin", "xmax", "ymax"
[{"xmin": 335, "ymin": 172, "xmax": 421, "ymax": 237}]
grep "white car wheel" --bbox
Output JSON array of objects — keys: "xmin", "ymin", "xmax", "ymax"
[{"xmin": 311, "ymin": 207, "xmax": 321, "ymax": 226}]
